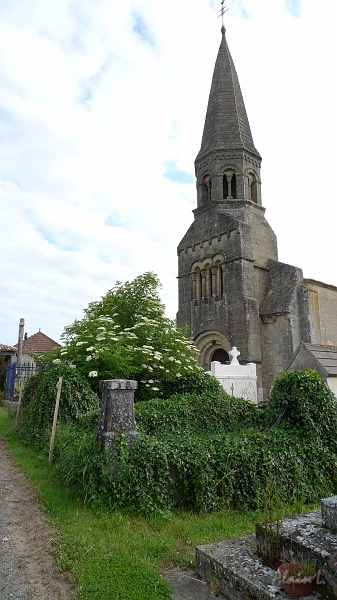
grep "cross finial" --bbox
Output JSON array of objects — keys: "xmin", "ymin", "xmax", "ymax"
[
  {"xmin": 229, "ymin": 346, "xmax": 240, "ymax": 365},
  {"xmin": 218, "ymin": 0, "xmax": 229, "ymax": 32}
]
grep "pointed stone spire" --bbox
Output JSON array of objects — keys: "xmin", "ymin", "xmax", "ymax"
[{"xmin": 196, "ymin": 27, "xmax": 260, "ymax": 162}]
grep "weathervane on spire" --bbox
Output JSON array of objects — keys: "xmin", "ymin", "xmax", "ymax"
[{"xmin": 218, "ymin": 0, "xmax": 229, "ymax": 29}]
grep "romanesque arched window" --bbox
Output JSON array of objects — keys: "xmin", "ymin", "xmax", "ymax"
[
  {"xmin": 215, "ymin": 260, "xmax": 224, "ymax": 298},
  {"xmin": 248, "ymin": 173, "xmax": 258, "ymax": 202},
  {"xmin": 191, "ymin": 256, "xmax": 225, "ymax": 304},
  {"xmin": 194, "ymin": 267, "xmax": 202, "ymax": 304},
  {"xmin": 201, "ymin": 175, "xmax": 211, "ymax": 204}
]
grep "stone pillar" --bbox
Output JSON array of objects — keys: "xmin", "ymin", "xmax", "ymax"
[
  {"xmin": 191, "ymin": 272, "xmax": 197, "ymax": 302},
  {"xmin": 97, "ymin": 379, "xmax": 139, "ymax": 452},
  {"xmin": 201, "ymin": 268, "xmax": 207, "ymax": 300},
  {"xmin": 210, "ymin": 265, "xmax": 218, "ymax": 297}
]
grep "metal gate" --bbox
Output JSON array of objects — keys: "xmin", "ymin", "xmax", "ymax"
[{"xmin": 5, "ymin": 362, "xmax": 36, "ymax": 401}]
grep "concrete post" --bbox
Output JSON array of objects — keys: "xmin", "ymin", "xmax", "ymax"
[
  {"xmin": 97, "ymin": 379, "xmax": 139, "ymax": 452},
  {"xmin": 16, "ymin": 318, "xmax": 25, "ymax": 367}
]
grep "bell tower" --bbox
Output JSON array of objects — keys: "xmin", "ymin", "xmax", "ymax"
[
  {"xmin": 195, "ymin": 25, "xmax": 262, "ymax": 209},
  {"xmin": 177, "ymin": 21, "xmax": 278, "ymax": 395}
]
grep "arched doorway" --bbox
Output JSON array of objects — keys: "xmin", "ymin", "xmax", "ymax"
[
  {"xmin": 194, "ymin": 330, "xmax": 231, "ymax": 370},
  {"xmin": 211, "ymin": 348, "xmax": 229, "ymax": 364}
]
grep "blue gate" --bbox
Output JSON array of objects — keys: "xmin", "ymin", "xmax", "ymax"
[{"xmin": 5, "ymin": 362, "xmax": 36, "ymax": 401}]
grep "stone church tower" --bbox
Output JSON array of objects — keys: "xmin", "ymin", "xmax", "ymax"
[{"xmin": 177, "ymin": 25, "xmax": 337, "ymax": 399}]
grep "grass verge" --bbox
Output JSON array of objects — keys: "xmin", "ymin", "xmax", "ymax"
[{"xmin": 0, "ymin": 406, "xmax": 284, "ymax": 599}]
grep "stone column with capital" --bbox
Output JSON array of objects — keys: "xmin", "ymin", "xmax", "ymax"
[{"xmin": 97, "ymin": 379, "xmax": 140, "ymax": 452}]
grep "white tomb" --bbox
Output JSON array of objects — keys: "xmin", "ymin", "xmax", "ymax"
[{"xmin": 207, "ymin": 347, "xmax": 258, "ymax": 403}]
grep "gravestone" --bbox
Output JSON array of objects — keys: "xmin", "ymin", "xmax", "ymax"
[
  {"xmin": 97, "ymin": 379, "xmax": 139, "ymax": 452},
  {"xmin": 207, "ymin": 347, "xmax": 258, "ymax": 403}
]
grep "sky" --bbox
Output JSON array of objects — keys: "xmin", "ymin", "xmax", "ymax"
[{"xmin": 0, "ymin": 0, "xmax": 336, "ymax": 347}]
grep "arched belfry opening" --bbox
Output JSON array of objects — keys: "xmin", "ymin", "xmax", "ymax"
[
  {"xmin": 201, "ymin": 175, "xmax": 212, "ymax": 204},
  {"xmin": 248, "ymin": 173, "xmax": 258, "ymax": 202}
]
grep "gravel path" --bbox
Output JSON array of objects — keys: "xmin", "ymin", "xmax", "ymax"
[
  {"xmin": 0, "ymin": 440, "xmax": 76, "ymax": 599},
  {"xmin": 0, "ymin": 438, "xmax": 227, "ymax": 600}
]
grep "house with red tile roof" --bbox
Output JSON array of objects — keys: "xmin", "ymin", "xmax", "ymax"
[{"xmin": 15, "ymin": 330, "xmax": 61, "ymax": 365}]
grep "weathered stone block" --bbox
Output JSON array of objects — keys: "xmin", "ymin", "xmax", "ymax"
[
  {"xmin": 322, "ymin": 496, "xmax": 337, "ymax": 532},
  {"xmin": 97, "ymin": 379, "xmax": 139, "ymax": 452}
]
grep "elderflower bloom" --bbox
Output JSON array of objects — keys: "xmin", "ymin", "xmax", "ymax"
[
  {"xmin": 89, "ymin": 371, "xmax": 98, "ymax": 377},
  {"xmin": 52, "ymin": 358, "xmax": 61, "ymax": 364}
]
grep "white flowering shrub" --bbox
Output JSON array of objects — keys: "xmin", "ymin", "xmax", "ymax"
[{"xmin": 50, "ymin": 273, "xmax": 200, "ymax": 400}]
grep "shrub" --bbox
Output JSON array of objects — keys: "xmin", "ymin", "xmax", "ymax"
[
  {"xmin": 135, "ymin": 390, "xmax": 264, "ymax": 437},
  {"xmin": 48, "ymin": 272, "xmax": 200, "ymax": 400},
  {"xmin": 161, "ymin": 371, "xmax": 223, "ymax": 398},
  {"xmin": 19, "ymin": 364, "xmax": 100, "ymax": 449},
  {"xmin": 267, "ymin": 369, "xmax": 337, "ymax": 445},
  {"xmin": 48, "ymin": 369, "xmax": 337, "ymax": 513}
]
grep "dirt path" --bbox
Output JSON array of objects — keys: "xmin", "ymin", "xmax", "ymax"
[{"xmin": 0, "ymin": 440, "xmax": 76, "ymax": 599}]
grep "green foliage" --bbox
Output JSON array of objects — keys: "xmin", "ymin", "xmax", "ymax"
[
  {"xmin": 135, "ymin": 390, "xmax": 263, "ymax": 437},
  {"xmin": 47, "ymin": 272, "xmax": 200, "ymax": 400},
  {"xmin": 51, "ymin": 370, "xmax": 337, "ymax": 514},
  {"xmin": 19, "ymin": 364, "xmax": 100, "ymax": 449},
  {"xmin": 268, "ymin": 369, "xmax": 337, "ymax": 445},
  {"xmin": 161, "ymin": 370, "xmax": 223, "ymax": 398}
]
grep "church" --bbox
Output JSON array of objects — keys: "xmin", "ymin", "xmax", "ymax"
[{"xmin": 177, "ymin": 23, "xmax": 337, "ymax": 400}]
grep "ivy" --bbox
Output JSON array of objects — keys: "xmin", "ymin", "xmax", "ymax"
[
  {"xmin": 19, "ymin": 364, "xmax": 100, "ymax": 449},
  {"xmin": 26, "ymin": 369, "xmax": 337, "ymax": 514}
]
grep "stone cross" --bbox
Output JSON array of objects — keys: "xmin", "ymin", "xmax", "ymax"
[{"xmin": 229, "ymin": 346, "xmax": 240, "ymax": 365}]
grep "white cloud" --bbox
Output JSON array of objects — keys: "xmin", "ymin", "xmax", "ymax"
[{"xmin": 0, "ymin": 0, "xmax": 336, "ymax": 345}]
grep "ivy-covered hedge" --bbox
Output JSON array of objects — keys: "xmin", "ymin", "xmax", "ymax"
[
  {"xmin": 53, "ymin": 422, "xmax": 337, "ymax": 514},
  {"xmin": 135, "ymin": 391, "xmax": 265, "ymax": 437},
  {"xmin": 50, "ymin": 370, "xmax": 337, "ymax": 513},
  {"xmin": 19, "ymin": 364, "xmax": 100, "ymax": 449}
]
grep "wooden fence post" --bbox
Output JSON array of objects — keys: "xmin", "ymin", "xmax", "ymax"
[{"xmin": 48, "ymin": 376, "xmax": 63, "ymax": 464}]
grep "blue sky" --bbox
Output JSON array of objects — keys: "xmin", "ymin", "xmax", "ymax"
[{"xmin": 0, "ymin": 0, "xmax": 336, "ymax": 346}]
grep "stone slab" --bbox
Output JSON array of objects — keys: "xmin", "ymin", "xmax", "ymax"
[
  {"xmin": 196, "ymin": 536, "xmax": 301, "ymax": 600},
  {"xmin": 165, "ymin": 568, "xmax": 227, "ymax": 599},
  {"xmin": 196, "ymin": 510, "xmax": 337, "ymax": 600}
]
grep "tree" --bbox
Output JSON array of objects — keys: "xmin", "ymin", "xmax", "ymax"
[{"xmin": 49, "ymin": 273, "xmax": 200, "ymax": 399}]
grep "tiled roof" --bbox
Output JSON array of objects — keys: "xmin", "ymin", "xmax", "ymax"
[
  {"xmin": 288, "ymin": 342, "xmax": 337, "ymax": 377},
  {"xmin": 305, "ymin": 344, "xmax": 337, "ymax": 377},
  {"xmin": 15, "ymin": 331, "xmax": 61, "ymax": 354},
  {"xmin": 0, "ymin": 344, "xmax": 17, "ymax": 353}
]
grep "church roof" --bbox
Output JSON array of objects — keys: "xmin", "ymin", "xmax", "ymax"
[
  {"xmin": 196, "ymin": 27, "xmax": 260, "ymax": 162},
  {"xmin": 15, "ymin": 331, "xmax": 61, "ymax": 354},
  {"xmin": 287, "ymin": 343, "xmax": 337, "ymax": 378}
]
